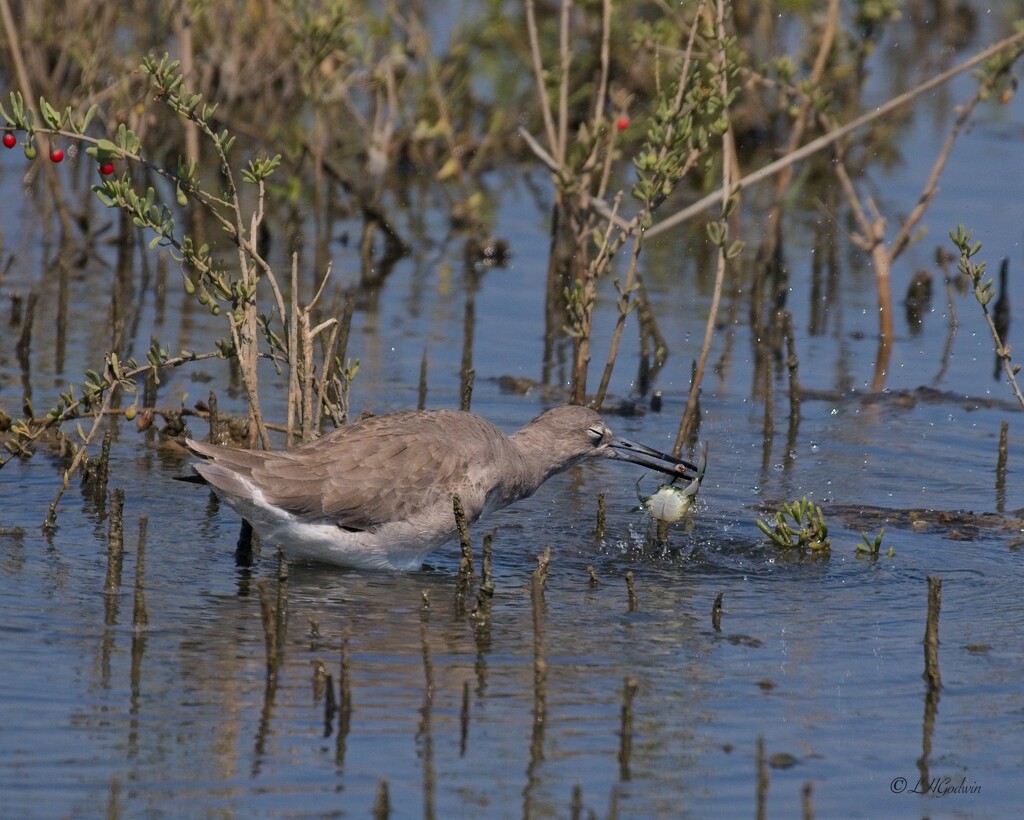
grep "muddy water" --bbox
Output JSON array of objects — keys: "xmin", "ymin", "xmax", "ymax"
[{"xmin": 3, "ymin": 28, "xmax": 1024, "ymax": 820}]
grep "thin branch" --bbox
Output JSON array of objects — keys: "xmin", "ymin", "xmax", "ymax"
[
  {"xmin": 518, "ymin": 127, "xmax": 630, "ymax": 230},
  {"xmin": 646, "ymin": 28, "xmax": 1024, "ymax": 238},
  {"xmin": 888, "ymin": 85, "xmax": 986, "ymax": 262},
  {"xmin": 592, "ymin": 0, "xmax": 612, "ymax": 125},
  {"xmin": 525, "ymin": 0, "xmax": 558, "ymax": 154},
  {"xmin": 556, "ymin": 0, "xmax": 571, "ymax": 165}
]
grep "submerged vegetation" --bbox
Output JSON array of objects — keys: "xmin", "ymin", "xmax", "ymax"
[
  {"xmin": 756, "ymin": 496, "xmax": 831, "ymax": 554},
  {"xmin": 0, "ymin": 0, "xmax": 1022, "ymax": 537}
]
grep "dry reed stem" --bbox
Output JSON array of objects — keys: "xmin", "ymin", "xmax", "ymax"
[
  {"xmin": 207, "ymin": 390, "xmax": 220, "ymax": 443},
  {"xmin": 312, "ymin": 659, "xmax": 327, "ymax": 702},
  {"xmin": 460, "ymin": 265, "xmax": 477, "ymax": 412},
  {"xmin": 256, "ymin": 580, "xmax": 278, "ymax": 681},
  {"xmin": 782, "ymin": 311, "xmax": 801, "ymax": 437},
  {"xmin": 759, "ymin": 339, "xmax": 775, "ymax": 474},
  {"xmin": 131, "ymin": 515, "xmax": 148, "ymax": 630},
  {"xmin": 618, "ymin": 676, "xmax": 638, "ymax": 781},
  {"xmin": 480, "ymin": 530, "xmax": 494, "ymax": 596},
  {"xmin": 711, "ymin": 591, "xmax": 723, "ymax": 632},
  {"xmin": 418, "ymin": 349, "xmax": 428, "ymax": 411},
  {"xmin": 274, "ymin": 551, "xmax": 288, "ymax": 661},
  {"xmin": 14, "ymin": 290, "xmax": 36, "ymax": 366},
  {"xmin": 417, "ymin": 589, "xmax": 436, "ymax": 820},
  {"xmin": 756, "ymin": 736, "xmax": 768, "ymax": 820},
  {"xmin": 104, "ymin": 488, "xmax": 125, "ymax": 596},
  {"xmin": 526, "ymin": 551, "xmax": 549, "ymax": 813},
  {"xmin": 923, "ymin": 576, "xmax": 942, "ymax": 692},
  {"xmin": 373, "ymin": 780, "xmax": 390, "ymax": 819},
  {"xmin": 531, "ymin": 551, "xmax": 548, "ymax": 682},
  {"xmin": 996, "ymin": 421, "xmax": 1009, "ymax": 514},
  {"xmin": 459, "ymin": 680, "xmax": 470, "ymax": 757},
  {"xmin": 918, "ymin": 579, "xmax": 942, "ymax": 787},
  {"xmin": 337, "ymin": 630, "xmax": 352, "ymax": 766},
  {"xmin": 459, "ymin": 369, "xmax": 474, "ymax": 412},
  {"xmin": 322, "ymin": 671, "xmax": 337, "ymax": 738},
  {"xmin": 802, "ymin": 781, "xmax": 814, "ymax": 820},
  {"xmin": 339, "ymin": 630, "xmax": 352, "ymax": 723},
  {"xmin": 453, "ymin": 493, "xmax": 473, "ymax": 585},
  {"xmin": 625, "ymin": 571, "xmax": 638, "ymax": 612},
  {"xmin": 96, "ymin": 430, "xmax": 113, "ymax": 500}
]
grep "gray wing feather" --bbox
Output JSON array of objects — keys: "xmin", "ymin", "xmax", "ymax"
[{"xmin": 186, "ymin": 411, "xmax": 512, "ymax": 531}]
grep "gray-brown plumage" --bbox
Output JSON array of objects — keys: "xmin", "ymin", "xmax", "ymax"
[{"xmin": 183, "ymin": 405, "xmax": 699, "ymax": 570}]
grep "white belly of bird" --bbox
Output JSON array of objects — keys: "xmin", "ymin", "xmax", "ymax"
[{"xmin": 214, "ymin": 482, "xmax": 444, "ymax": 571}]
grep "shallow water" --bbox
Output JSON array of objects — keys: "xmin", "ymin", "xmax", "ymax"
[{"xmin": 3, "ymin": 13, "xmax": 1024, "ymax": 819}]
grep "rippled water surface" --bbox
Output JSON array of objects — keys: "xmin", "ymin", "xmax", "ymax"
[{"xmin": 3, "ymin": 14, "xmax": 1024, "ymax": 819}]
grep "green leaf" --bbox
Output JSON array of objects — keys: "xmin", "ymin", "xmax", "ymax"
[
  {"xmin": 80, "ymin": 104, "xmax": 98, "ymax": 133},
  {"xmin": 39, "ymin": 97, "xmax": 60, "ymax": 129}
]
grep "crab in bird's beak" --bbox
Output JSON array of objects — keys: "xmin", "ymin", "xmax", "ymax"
[{"xmin": 636, "ymin": 440, "xmax": 708, "ymax": 523}]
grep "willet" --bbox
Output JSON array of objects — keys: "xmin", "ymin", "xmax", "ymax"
[{"xmin": 183, "ymin": 405, "xmax": 701, "ymax": 570}]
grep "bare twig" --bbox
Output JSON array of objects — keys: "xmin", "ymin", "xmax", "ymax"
[
  {"xmin": 524, "ymin": 0, "xmax": 558, "ymax": 154},
  {"xmin": 646, "ymin": 28, "xmax": 1024, "ymax": 238}
]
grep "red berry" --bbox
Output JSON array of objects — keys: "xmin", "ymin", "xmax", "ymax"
[
  {"xmin": 2, "ymin": 133, "xmax": 15, "ymax": 149},
  {"xmin": 615, "ymin": 116, "xmax": 630, "ymax": 131},
  {"xmin": 99, "ymin": 162, "xmax": 115, "ymax": 176},
  {"xmin": 49, "ymin": 148, "xmax": 64, "ymax": 163}
]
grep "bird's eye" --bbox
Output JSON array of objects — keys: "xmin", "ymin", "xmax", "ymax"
[{"xmin": 586, "ymin": 424, "xmax": 606, "ymax": 445}]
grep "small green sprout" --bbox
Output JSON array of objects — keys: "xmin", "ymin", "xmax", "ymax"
[{"xmin": 856, "ymin": 528, "xmax": 894, "ymax": 558}]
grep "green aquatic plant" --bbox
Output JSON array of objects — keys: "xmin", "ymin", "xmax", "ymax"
[
  {"xmin": 756, "ymin": 497, "xmax": 830, "ymax": 553},
  {"xmin": 758, "ymin": 502, "xmax": 897, "ymax": 558},
  {"xmin": 856, "ymin": 529, "xmax": 894, "ymax": 559}
]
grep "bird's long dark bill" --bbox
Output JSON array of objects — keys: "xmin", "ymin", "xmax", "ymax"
[{"xmin": 609, "ymin": 437, "xmax": 698, "ymax": 478}]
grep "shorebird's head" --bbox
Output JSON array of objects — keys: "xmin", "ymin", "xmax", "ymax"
[{"xmin": 519, "ymin": 405, "xmax": 700, "ymax": 480}]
